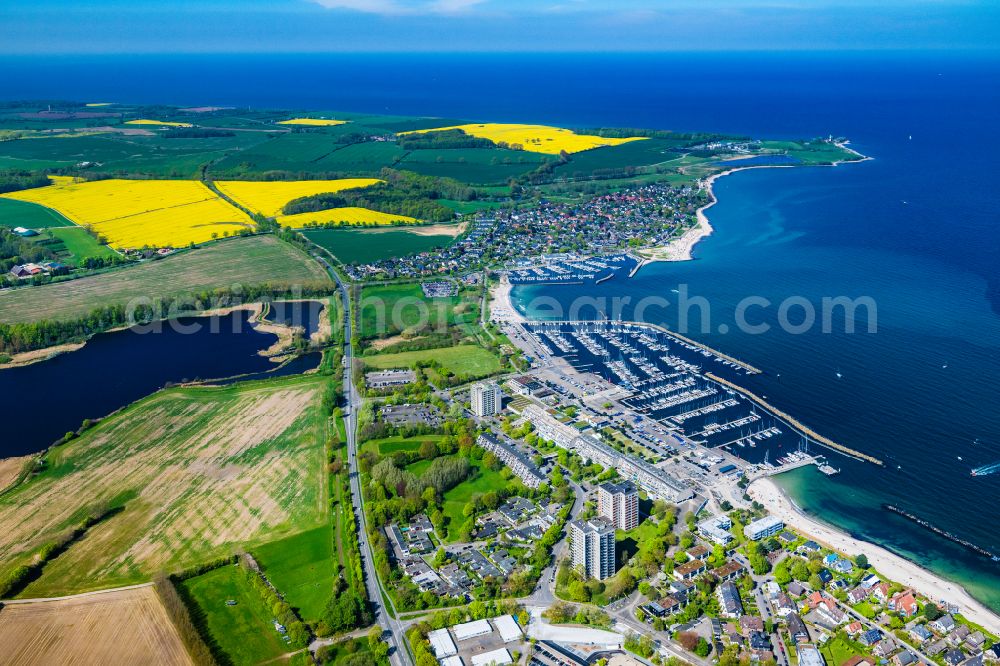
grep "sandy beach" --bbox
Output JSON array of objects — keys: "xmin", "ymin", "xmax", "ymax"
[
  {"xmin": 749, "ymin": 477, "xmax": 1000, "ymax": 635},
  {"xmin": 489, "ymin": 275, "xmax": 527, "ymax": 323}
]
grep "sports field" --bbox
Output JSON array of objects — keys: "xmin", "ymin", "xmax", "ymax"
[
  {"xmin": 304, "ymin": 227, "xmax": 454, "ymax": 264},
  {"xmin": 0, "ymin": 235, "xmax": 330, "ymax": 324},
  {"xmin": 0, "ymin": 178, "xmax": 254, "ymax": 248},
  {"xmin": 400, "ymin": 123, "xmax": 647, "ymax": 154},
  {"xmin": 215, "ymin": 178, "xmax": 381, "ymax": 217},
  {"xmin": 0, "ymin": 586, "xmax": 192, "ymax": 666},
  {"xmin": 0, "ymin": 375, "xmax": 329, "ymax": 596}
]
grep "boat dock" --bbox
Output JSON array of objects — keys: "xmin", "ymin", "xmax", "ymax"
[{"xmin": 705, "ymin": 371, "xmax": 884, "ymax": 466}]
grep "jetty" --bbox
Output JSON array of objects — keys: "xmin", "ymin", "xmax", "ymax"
[
  {"xmin": 647, "ymin": 323, "xmax": 761, "ymax": 375},
  {"xmin": 705, "ymin": 371, "xmax": 884, "ymax": 466}
]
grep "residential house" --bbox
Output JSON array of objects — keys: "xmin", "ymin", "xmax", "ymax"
[
  {"xmin": 926, "ymin": 640, "xmax": 948, "ymax": 656},
  {"xmin": 741, "ymin": 617, "xmax": 765, "ymax": 635},
  {"xmin": 674, "ymin": 559, "xmax": 708, "ymax": 581},
  {"xmin": 893, "ymin": 651, "xmax": 917, "ymax": 666},
  {"xmin": 873, "ymin": 638, "xmax": 898, "ymax": 658},
  {"xmin": 687, "ymin": 545, "xmax": 710, "ymax": 561},
  {"xmin": 872, "ymin": 582, "xmax": 891, "ymax": 604},
  {"xmin": 749, "ymin": 632, "xmax": 771, "ymax": 651},
  {"xmin": 787, "ymin": 582, "xmax": 806, "ymax": 597},
  {"xmin": 832, "ymin": 559, "xmax": 855, "ymax": 575},
  {"xmin": 717, "ymin": 581, "xmax": 744, "ymax": 618},
  {"xmin": 944, "ymin": 649, "xmax": 966, "ymax": 666},
  {"xmin": 948, "ymin": 626, "xmax": 972, "ymax": 647},
  {"xmin": 889, "ymin": 590, "xmax": 919, "ymax": 617},
  {"xmin": 932, "ymin": 615, "xmax": 957, "ymax": 634},
  {"xmin": 787, "ymin": 613, "xmax": 810, "ymax": 644},
  {"xmin": 797, "ymin": 645, "xmax": 826, "ymax": 666},
  {"xmin": 909, "ymin": 624, "xmax": 933, "ymax": 644},
  {"xmin": 843, "ymin": 657, "xmax": 876, "ymax": 666},
  {"xmin": 713, "ymin": 560, "xmax": 745, "ymax": 582},
  {"xmin": 860, "ymin": 574, "xmax": 880, "ymax": 589},
  {"xmin": 774, "ymin": 593, "xmax": 797, "ymax": 617},
  {"xmin": 846, "ymin": 622, "xmax": 864, "ymax": 636},
  {"xmin": 967, "ymin": 631, "xmax": 987, "ymax": 652},
  {"xmin": 848, "ymin": 586, "xmax": 871, "ymax": 604},
  {"xmin": 984, "ymin": 644, "xmax": 1000, "ymax": 662},
  {"xmin": 860, "ymin": 629, "xmax": 884, "ymax": 647}
]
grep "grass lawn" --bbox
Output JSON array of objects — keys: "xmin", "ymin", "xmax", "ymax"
[
  {"xmin": 0, "ymin": 234, "xmax": 330, "ymax": 325},
  {"xmin": 46, "ymin": 226, "xmax": 118, "ymax": 262},
  {"xmin": 180, "ymin": 565, "xmax": 290, "ymax": 666},
  {"xmin": 0, "ymin": 197, "xmax": 74, "ymax": 229},
  {"xmin": 253, "ymin": 526, "xmax": 335, "ymax": 623},
  {"xmin": 364, "ymin": 434, "xmax": 444, "ymax": 456},
  {"xmin": 442, "ymin": 460, "xmax": 509, "ymax": 542},
  {"xmin": 854, "ymin": 601, "xmax": 876, "ymax": 619},
  {"xmin": 358, "ymin": 282, "xmax": 478, "ymax": 339},
  {"xmin": 820, "ymin": 635, "xmax": 865, "ymax": 666},
  {"xmin": 407, "ymin": 459, "xmax": 434, "ymax": 476},
  {"xmin": 362, "ymin": 345, "xmax": 501, "ymax": 380}
]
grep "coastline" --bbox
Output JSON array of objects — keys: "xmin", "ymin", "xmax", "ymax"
[
  {"xmin": 637, "ymin": 143, "xmax": 871, "ymax": 264},
  {"xmin": 749, "ymin": 476, "xmax": 1000, "ymax": 635}
]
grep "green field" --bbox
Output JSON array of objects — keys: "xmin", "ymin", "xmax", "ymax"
[
  {"xmin": 304, "ymin": 227, "xmax": 455, "ymax": 264},
  {"xmin": 441, "ymin": 460, "xmax": 509, "ymax": 541},
  {"xmin": 399, "ymin": 147, "xmax": 546, "ymax": 184},
  {"xmin": 820, "ymin": 634, "xmax": 866, "ymax": 666},
  {"xmin": 253, "ymin": 526, "xmax": 336, "ymax": 622},
  {"xmin": 364, "ymin": 434, "xmax": 445, "ymax": 456},
  {"xmin": 46, "ymin": 226, "xmax": 118, "ymax": 262},
  {"xmin": 0, "ymin": 234, "xmax": 330, "ymax": 324},
  {"xmin": 313, "ymin": 142, "xmax": 407, "ymax": 173},
  {"xmin": 0, "ymin": 197, "xmax": 74, "ymax": 229},
  {"xmin": 362, "ymin": 345, "xmax": 501, "ymax": 379},
  {"xmin": 358, "ymin": 282, "xmax": 478, "ymax": 339},
  {"xmin": 0, "ymin": 375, "xmax": 329, "ymax": 595},
  {"xmin": 180, "ymin": 565, "xmax": 291, "ymax": 665},
  {"xmin": 553, "ymin": 137, "xmax": 684, "ymax": 176}
]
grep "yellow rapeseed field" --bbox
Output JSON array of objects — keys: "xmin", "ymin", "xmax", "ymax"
[
  {"xmin": 277, "ymin": 118, "xmax": 347, "ymax": 126},
  {"xmin": 215, "ymin": 179, "xmax": 381, "ymax": 217},
  {"xmin": 399, "ymin": 122, "xmax": 646, "ymax": 154},
  {"xmin": 85, "ymin": 102, "xmax": 113, "ymax": 107},
  {"xmin": 277, "ymin": 206, "xmax": 417, "ymax": 228},
  {"xmin": 124, "ymin": 119, "xmax": 193, "ymax": 127},
  {"xmin": 47, "ymin": 175, "xmax": 81, "ymax": 186},
  {"xmin": 1, "ymin": 179, "xmax": 253, "ymax": 249}
]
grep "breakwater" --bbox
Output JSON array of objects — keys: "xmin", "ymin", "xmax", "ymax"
[
  {"xmin": 705, "ymin": 372, "xmax": 883, "ymax": 465},
  {"xmin": 883, "ymin": 504, "xmax": 999, "ymax": 561}
]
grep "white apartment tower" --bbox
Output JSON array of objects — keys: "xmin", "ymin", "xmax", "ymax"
[
  {"xmin": 470, "ymin": 381, "xmax": 502, "ymax": 417},
  {"xmin": 598, "ymin": 481, "xmax": 639, "ymax": 531},
  {"xmin": 570, "ymin": 517, "xmax": 616, "ymax": 580}
]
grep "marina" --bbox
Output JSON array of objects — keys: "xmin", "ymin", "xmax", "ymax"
[
  {"xmin": 519, "ymin": 319, "xmax": 853, "ymax": 473},
  {"xmin": 506, "ymin": 253, "xmax": 637, "ymax": 285}
]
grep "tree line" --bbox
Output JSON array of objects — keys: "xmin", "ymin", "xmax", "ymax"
[{"xmin": 0, "ymin": 282, "xmax": 336, "ymax": 354}]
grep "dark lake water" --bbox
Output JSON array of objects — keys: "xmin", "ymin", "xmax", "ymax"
[{"xmin": 0, "ymin": 304, "xmax": 323, "ymax": 457}]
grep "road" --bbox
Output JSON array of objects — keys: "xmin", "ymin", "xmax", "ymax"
[{"xmin": 315, "ymin": 252, "xmax": 411, "ymax": 666}]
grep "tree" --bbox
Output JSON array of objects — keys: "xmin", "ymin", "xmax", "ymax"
[
  {"xmin": 694, "ymin": 637, "xmax": 712, "ymax": 657},
  {"xmin": 677, "ymin": 631, "xmax": 700, "ymax": 651},
  {"xmin": 808, "ymin": 573, "xmax": 824, "ymax": 590},
  {"xmin": 922, "ymin": 602, "xmax": 943, "ymax": 621},
  {"xmin": 855, "ymin": 553, "xmax": 869, "ymax": 569},
  {"xmin": 432, "ymin": 548, "xmax": 448, "ymax": 568},
  {"xmin": 419, "ymin": 440, "xmax": 438, "ymax": 460}
]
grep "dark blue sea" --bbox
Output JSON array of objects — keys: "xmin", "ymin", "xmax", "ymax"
[{"xmin": 2, "ymin": 52, "xmax": 999, "ymax": 610}]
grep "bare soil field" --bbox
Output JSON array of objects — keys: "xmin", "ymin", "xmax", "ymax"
[
  {"xmin": 0, "ymin": 235, "xmax": 331, "ymax": 325},
  {"xmin": 0, "ymin": 375, "xmax": 328, "ymax": 596},
  {"xmin": 0, "ymin": 456, "xmax": 33, "ymax": 495},
  {"xmin": 0, "ymin": 585, "xmax": 192, "ymax": 666}
]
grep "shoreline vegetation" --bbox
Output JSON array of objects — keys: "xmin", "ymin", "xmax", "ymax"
[{"xmin": 750, "ymin": 477, "xmax": 1000, "ymax": 635}]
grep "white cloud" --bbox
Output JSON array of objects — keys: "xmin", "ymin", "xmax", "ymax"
[{"xmin": 310, "ymin": 0, "xmax": 485, "ymax": 15}]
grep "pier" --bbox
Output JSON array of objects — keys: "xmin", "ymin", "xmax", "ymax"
[{"xmin": 705, "ymin": 372, "xmax": 884, "ymax": 466}]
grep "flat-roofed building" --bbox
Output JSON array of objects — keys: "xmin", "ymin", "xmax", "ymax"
[
  {"xmin": 493, "ymin": 614, "xmax": 523, "ymax": 643},
  {"xmin": 428, "ymin": 628, "xmax": 458, "ymax": 657},
  {"xmin": 570, "ymin": 517, "xmax": 616, "ymax": 580},
  {"xmin": 744, "ymin": 515, "xmax": 784, "ymax": 541},
  {"xmin": 471, "ymin": 381, "xmax": 503, "ymax": 417},
  {"xmin": 471, "ymin": 648, "xmax": 512, "ymax": 666},
  {"xmin": 453, "ymin": 619, "xmax": 493, "ymax": 641},
  {"xmin": 598, "ymin": 480, "xmax": 639, "ymax": 530},
  {"xmin": 476, "ymin": 432, "xmax": 544, "ymax": 488}
]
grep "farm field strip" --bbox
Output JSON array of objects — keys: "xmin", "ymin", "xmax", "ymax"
[
  {"xmin": 0, "ymin": 376, "xmax": 329, "ymax": 595},
  {"xmin": 399, "ymin": 122, "xmax": 647, "ymax": 154},
  {"xmin": 277, "ymin": 118, "xmax": 347, "ymax": 126},
  {"xmin": 1, "ymin": 178, "xmax": 254, "ymax": 248},
  {"xmin": 0, "ymin": 235, "xmax": 330, "ymax": 325},
  {"xmin": 0, "ymin": 585, "xmax": 192, "ymax": 666},
  {"xmin": 215, "ymin": 178, "xmax": 381, "ymax": 217},
  {"xmin": 277, "ymin": 206, "xmax": 417, "ymax": 228}
]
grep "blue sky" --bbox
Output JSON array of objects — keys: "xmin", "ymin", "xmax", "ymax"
[{"xmin": 1, "ymin": 0, "xmax": 998, "ymax": 53}]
